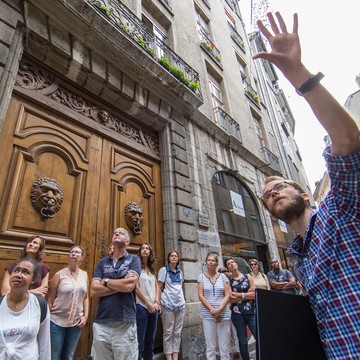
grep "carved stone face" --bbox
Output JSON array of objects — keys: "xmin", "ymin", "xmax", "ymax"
[
  {"xmin": 30, "ymin": 177, "xmax": 63, "ymax": 217},
  {"xmin": 124, "ymin": 202, "xmax": 144, "ymax": 235}
]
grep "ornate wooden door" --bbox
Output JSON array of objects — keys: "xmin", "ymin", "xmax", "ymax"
[{"xmin": 0, "ymin": 63, "xmax": 163, "ymax": 358}]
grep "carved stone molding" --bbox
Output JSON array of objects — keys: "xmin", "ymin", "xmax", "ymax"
[
  {"xmin": 16, "ymin": 62, "xmax": 56, "ymax": 90},
  {"xmin": 15, "ymin": 60, "xmax": 159, "ymax": 155}
]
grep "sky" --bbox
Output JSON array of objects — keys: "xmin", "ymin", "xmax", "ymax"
[{"xmin": 240, "ymin": 0, "xmax": 359, "ymax": 192}]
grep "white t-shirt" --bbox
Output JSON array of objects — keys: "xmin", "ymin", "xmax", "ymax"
[
  {"xmin": 136, "ymin": 269, "xmax": 157, "ymax": 308},
  {"xmin": 158, "ymin": 266, "xmax": 185, "ymax": 312},
  {"xmin": 0, "ymin": 292, "xmax": 50, "ymax": 360}
]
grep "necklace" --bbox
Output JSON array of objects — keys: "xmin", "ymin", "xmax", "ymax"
[{"xmin": 8, "ymin": 296, "xmax": 27, "ymax": 311}]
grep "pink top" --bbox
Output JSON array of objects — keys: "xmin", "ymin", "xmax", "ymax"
[{"xmin": 50, "ymin": 268, "xmax": 88, "ymax": 327}]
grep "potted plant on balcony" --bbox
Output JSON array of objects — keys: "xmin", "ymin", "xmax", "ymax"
[{"xmin": 90, "ymin": 0, "xmax": 111, "ymax": 17}]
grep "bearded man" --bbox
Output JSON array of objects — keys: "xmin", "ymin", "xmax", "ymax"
[{"xmin": 256, "ymin": 11, "xmax": 360, "ymax": 359}]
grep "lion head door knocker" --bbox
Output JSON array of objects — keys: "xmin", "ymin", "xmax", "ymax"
[
  {"xmin": 30, "ymin": 177, "xmax": 64, "ymax": 221},
  {"xmin": 125, "ymin": 201, "xmax": 144, "ymax": 236}
]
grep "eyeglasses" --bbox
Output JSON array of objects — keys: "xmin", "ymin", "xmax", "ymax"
[
  {"xmin": 261, "ymin": 181, "xmax": 294, "ymax": 201},
  {"xmin": 113, "ymin": 231, "xmax": 127, "ymax": 236},
  {"xmin": 70, "ymin": 249, "xmax": 82, "ymax": 254},
  {"xmin": 250, "ymin": 263, "xmax": 258, "ymax": 267}
]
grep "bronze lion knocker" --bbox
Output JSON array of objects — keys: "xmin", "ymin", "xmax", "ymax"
[{"xmin": 30, "ymin": 177, "xmax": 63, "ymax": 220}]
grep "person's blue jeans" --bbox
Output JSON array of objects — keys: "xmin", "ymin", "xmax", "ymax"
[
  {"xmin": 136, "ymin": 303, "xmax": 159, "ymax": 360},
  {"xmin": 50, "ymin": 321, "xmax": 83, "ymax": 360},
  {"xmin": 231, "ymin": 312, "xmax": 256, "ymax": 360}
]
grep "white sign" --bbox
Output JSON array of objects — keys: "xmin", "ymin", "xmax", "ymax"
[
  {"xmin": 278, "ymin": 219, "xmax": 288, "ymax": 233},
  {"xmin": 230, "ymin": 190, "xmax": 246, "ymax": 217}
]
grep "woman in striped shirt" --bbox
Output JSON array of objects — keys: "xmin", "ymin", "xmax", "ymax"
[{"xmin": 198, "ymin": 253, "xmax": 231, "ymax": 359}]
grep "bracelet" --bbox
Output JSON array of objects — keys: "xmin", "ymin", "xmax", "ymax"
[
  {"xmin": 241, "ymin": 292, "xmax": 245, "ymax": 300},
  {"xmin": 295, "ymin": 72, "xmax": 324, "ymax": 96}
]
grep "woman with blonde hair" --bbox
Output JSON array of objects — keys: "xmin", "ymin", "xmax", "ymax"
[
  {"xmin": 47, "ymin": 245, "xmax": 89, "ymax": 360},
  {"xmin": 1, "ymin": 235, "xmax": 50, "ymax": 297},
  {"xmin": 249, "ymin": 259, "xmax": 270, "ymax": 290},
  {"xmin": 198, "ymin": 253, "xmax": 231, "ymax": 359}
]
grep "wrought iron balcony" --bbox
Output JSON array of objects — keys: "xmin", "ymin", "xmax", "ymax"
[
  {"xmin": 214, "ymin": 107, "xmax": 242, "ymax": 141},
  {"xmin": 228, "ymin": 23, "xmax": 245, "ymax": 52},
  {"xmin": 261, "ymin": 147, "xmax": 280, "ymax": 171},
  {"xmin": 198, "ymin": 29, "xmax": 222, "ymax": 66},
  {"xmin": 243, "ymin": 80, "xmax": 260, "ymax": 106},
  {"xmin": 161, "ymin": 0, "xmax": 172, "ymax": 10},
  {"xmin": 88, "ymin": 0, "xmax": 202, "ymax": 99}
]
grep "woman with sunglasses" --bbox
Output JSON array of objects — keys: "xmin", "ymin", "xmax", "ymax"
[
  {"xmin": 47, "ymin": 245, "xmax": 89, "ymax": 360},
  {"xmin": 249, "ymin": 259, "xmax": 270, "ymax": 290},
  {"xmin": 1, "ymin": 235, "xmax": 50, "ymax": 297},
  {"xmin": 225, "ymin": 257, "xmax": 256, "ymax": 360}
]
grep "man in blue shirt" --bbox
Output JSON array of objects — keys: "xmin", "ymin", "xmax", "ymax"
[
  {"xmin": 256, "ymin": 12, "xmax": 360, "ymax": 359},
  {"xmin": 91, "ymin": 228, "xmax": 141, "ymax": 360},
  {"xmin": 267, "ymin": 258, "xmax": 296, "ymax": 295}
]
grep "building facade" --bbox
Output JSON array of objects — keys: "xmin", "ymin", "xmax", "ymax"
[{"xmin": 0, "ymin": 0, "xmax": 312, "ymax": 357}]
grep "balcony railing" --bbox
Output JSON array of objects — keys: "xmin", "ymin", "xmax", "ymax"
[
  {"xmin": 160, "ymin": 0, "xmax": 172, "ymax": 10},
  {"xmin": 88, "ymin": 0, "xmax": 202, "ymax": 99},
  {"xmin": 261, "ymin": 147, "xmax": 280, "ymax": 171},
  {"xmin": 243, "ymin": 80, "xmax": 260, "ymax": 106},
  {"xmin": 228, "ymin": 23, "xmax": 245, "ymax": 52},
  {"xmin": 214, "ymin": 107, "xmax": 242, "ymax": 141},
  {"xmin": 198, "ymin": 29, "xmax": 222, "ymax": 66}
]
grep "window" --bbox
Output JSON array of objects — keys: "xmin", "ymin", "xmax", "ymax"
[
  {"xmin": 196, "ymin": 10, "xmax": 210, "ymax": 37},
  {"xmin": 225, "ymin": 10, "xmax": 235, "ymax": 28},
  {"xmin": 253, "ymin": 116, "xmax": 265, "ymax": 148},
  {"xmin": 209, "ymin": 78, "xmax": 225, "ymax": 128},
  {"xmin": 237, "ymin": 59, "xmax": 247, "ymax": 80},
  {"xmin": 142, "ymin": 13, "xmax": 168, "ymax": 57}
]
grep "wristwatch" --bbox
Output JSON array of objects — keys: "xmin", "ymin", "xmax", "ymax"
[{"xmin": 104, "ymin": 278, "xmax": 110, "ymax": 287}]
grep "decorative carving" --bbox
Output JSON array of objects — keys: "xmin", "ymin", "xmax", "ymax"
[
  {"xmin": 125, "ymin": 201, "xmax": 144, "ymax": 235},
  {"xmin": 16, "ymin": 63, "xmax": 55, "ymax": 90},
  {"xmin": 30, "ymin": 177, "xmax": 64, "ymax": 220},
  {"xmin": 15, "ymin": 60, "xmax": 159, "ymax": 155}
]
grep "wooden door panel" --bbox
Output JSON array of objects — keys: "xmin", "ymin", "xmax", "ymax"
[
  {"xmin": 98, "ymin": 140, "xmax": 164, "ymax": 265},
  {"xmin": 0, "ymin": 99, "xmax": 94, "ymax": 247}
]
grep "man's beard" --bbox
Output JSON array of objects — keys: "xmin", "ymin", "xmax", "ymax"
[{"xmin": 272, "ymin": 193, "xmax": 307, "ymax": 223}]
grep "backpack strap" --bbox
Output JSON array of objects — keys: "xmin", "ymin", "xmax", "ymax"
[
  {"xmin": 0, "ymin": 294, "xmax": 47, "ymax": 324},
  {"xmin": 34, "ymin": 294, "xmax": 48, "ymax": 324}
]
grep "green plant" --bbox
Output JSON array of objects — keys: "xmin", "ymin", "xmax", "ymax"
[
  {"xmin": 135, "ymin": 35, "xmax": 146, "ymax": 48},
  {"xmin": 159, "ymin": 56, "xmax": 171, "ymax": 70},
  {"xmin": 246, "ymin": 90, "xmax": 259, "ymax": 103},
  {"xmin": 190, "ymin": 81, "xmax": 200, "ymax": 92},
  {"xmin": 146, "ymin": 47, "xmax": 156, "ymax": 58},
  {"xmin": 119, "ymin": 21, "xmax": 130, "ymax": 33}
]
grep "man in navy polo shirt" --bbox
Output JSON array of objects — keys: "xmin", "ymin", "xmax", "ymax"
[{"xmin": 91, "ymin": 228, "xmax": 141, "ymax": 360}]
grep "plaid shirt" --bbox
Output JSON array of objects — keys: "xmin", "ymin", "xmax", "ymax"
[{"xmin": 289, "ymin": 147, "xmax": 360, "ymax": 359}]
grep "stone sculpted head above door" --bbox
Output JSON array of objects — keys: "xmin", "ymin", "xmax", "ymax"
[{"xmin": 125, "ymin": 201, "xmax": 144, "ymax": 235}]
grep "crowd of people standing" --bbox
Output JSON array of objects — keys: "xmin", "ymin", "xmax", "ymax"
[{"xmin": 0, "ymin": 230, "xmax": 280, "ymax": 360}]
